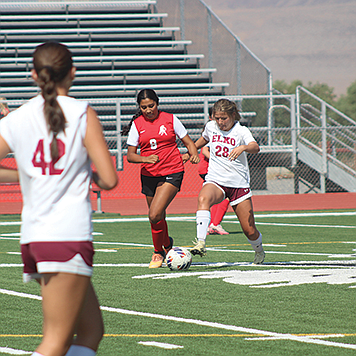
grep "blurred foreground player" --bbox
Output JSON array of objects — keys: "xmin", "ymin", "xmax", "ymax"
[{"xmin": 0, "ymin": 42, "xmax": 118, "ymax": 356}]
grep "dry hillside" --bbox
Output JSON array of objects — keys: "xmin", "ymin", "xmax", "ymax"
[{"xmin": 203, "ymin": 0, "xmax": 356, "ymax": 96}]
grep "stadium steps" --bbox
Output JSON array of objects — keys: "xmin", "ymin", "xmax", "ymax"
[{"xmin": 0, "ymin": 0, "xmax": 228, "ymax": 101}]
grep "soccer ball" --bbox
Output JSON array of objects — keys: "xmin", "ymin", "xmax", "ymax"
[{"xmin": 166, "ymin": 247, "xmax": 192, "ymax": 271}]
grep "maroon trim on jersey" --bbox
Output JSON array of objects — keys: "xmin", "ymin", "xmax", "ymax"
[{"xmin": 21, "ymin": 241, "xmax": 94, "ymax": 274}]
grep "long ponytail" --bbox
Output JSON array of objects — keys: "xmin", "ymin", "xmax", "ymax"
[
  {"xmin": 121, "ymin": 109, "xmax": 142, "ymax": 136},
  {"xmin": 33, "ymin": 42, "xmax": 73, "ymax": 160}
]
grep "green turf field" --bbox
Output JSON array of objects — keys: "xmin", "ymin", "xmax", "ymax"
[{"xmin": 1, "ymin": 210, "xmax": 356, "ymax": 355}]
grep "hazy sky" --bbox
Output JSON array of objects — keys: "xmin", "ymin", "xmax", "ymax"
[{"xmin": 203, "ymin": 0, "xmax": 356, "ymax": 96}]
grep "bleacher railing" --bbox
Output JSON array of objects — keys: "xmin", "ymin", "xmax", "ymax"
[
  {"xmin": 296, "ymin": 86, "xmax": 356, "ymax": 193},
  {"xmin": 155, "ymin": 0, "xmax": 272, "ymax": 96},
  {"xmin": 1, "ymin": 91, "xmax": 355, "ymax": 203}
]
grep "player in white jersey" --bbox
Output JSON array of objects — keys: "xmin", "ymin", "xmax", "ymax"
[
  {"xmin": 187, "ymin": 98, "xmax": 265, "ymax": 264},
  {"xmin": 0, "ymin": 42, "xmax": 117, "ymax": 356}
]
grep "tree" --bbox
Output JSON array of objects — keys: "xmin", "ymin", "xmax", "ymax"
[
  {"xmin": 306, "ymin": 81, "xmax": 337, "ymax": 105},
  {"xmin": 272, "ymin": 79, "xmax": 356, "ymax": 126},
  {"xmin": 273, "ymin": 79, "xmax": 303, "ymax": 95},
  {"xmin": 335, "ymin": 80, "xmax": 356, "ymax": 120},
  {"xmin": 272, "ymin": 80, "xmax": 303, "ymax": 127},
  {"xmin": 274, "ymin": 79, "xmax": 337, "ymax": 105}
]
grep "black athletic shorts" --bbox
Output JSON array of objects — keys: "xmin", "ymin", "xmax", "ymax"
[{"xmin": 141, "ymin": 171, "xmax": 184, "ymax": 197}]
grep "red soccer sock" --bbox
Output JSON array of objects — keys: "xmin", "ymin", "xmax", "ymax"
[
  {"xmin": 210, "ymin": 199, "xmax": 229, "ymax": 226},
  {"xmin": 150, "ymin": 219, "xmax": 166, "ymax": 253},
  {"xmin": 162, "ymin": 219, "xmax": 171, "ymax": 248}
]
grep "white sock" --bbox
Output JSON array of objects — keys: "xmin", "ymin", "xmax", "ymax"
[
  {"xmin": 32, "ymin": 353, "xmax": 44, "ymax": 356},
  {"xmin": 248, "ymin": 232, "xmax": 263, "ymax": 253},
  {"xmin": 196, "ymin": 210, "xmax": 210, "ymax": 242},
  {"xmin": 65, "ymin": 345, "xmax": 96, "ymax": 356}
]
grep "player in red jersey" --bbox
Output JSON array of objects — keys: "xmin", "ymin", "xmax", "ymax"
[{"xmin": 123, "ymin": 89, "xmax": 199, "ymax": 268}]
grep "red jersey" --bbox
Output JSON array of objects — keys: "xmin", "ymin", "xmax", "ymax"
[
  {"xmin": 128, "ymin": 111, "xmax": 186, "ymax": 177},
  {"xmin": 198, "ymin": 152, "xmax": 209, "ymax": 175}
]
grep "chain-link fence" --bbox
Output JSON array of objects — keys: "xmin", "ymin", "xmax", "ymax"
[
  {"xmin": 296, "ymin": 86, "xmax": 356, "ymax": 193},
  {"xmin": 1, "ymin": 91, "xmax": 355, "ymax": 207},
  {"xmin": 155, "ymin": 0, "xmax": 272, "ymax": 95}
]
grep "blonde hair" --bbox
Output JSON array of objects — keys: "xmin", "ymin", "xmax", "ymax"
[{"xmin": 212, "ymin": 99, "xmax": 241, "ymax": 121}]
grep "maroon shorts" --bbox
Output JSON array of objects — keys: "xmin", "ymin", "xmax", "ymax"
[
  {"xmin": 204, "ymin": 181, "xmax": 252, "ymax": 206},
  {"xmin": 21, "ymin": 241, "xmax": 94, "ymax": 281}
]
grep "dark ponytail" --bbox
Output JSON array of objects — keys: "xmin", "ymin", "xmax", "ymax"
[
  {"xmin": 33, "ymin": 42, "xmax": 73, "ymax": 160},
  {"xmin": 121, "ymin": 109, "xmax": 142, "ymax": 136}
]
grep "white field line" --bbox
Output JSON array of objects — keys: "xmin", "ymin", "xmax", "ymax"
[
  {"xmin": 252, "ymin": 211, "xmax": 356, "ymax": 218},
  {"xmin": 2, "ymin": 238, "xmax": 356, "ymax": 261},
  {"xmin": 0, "ymin": 235, "xmax": 153, "ymax": 247},
  {"xmin": 208, "ymin": 248, "xmax": 356, "ymax": 258},
  {"xmin": 0, "ymin": 210, "xmax": 355, "ymax": 227},
  {"xmin": 0, "ymin": 347, "xmax": 31, "ymax": 355},
  {"xmin": 226, "ymin": 221, "xmax": 356, "ymax": 229},
  {"xmin": 0, "ymin": 263, "xmax": 150, "ymax": 268},
  {"xmin": 2, "ymin": 248, "xmax": 356, "ymax": 263},
  {"xmin": 0, "ymin": 288, "xmax": 355, "ymax": 350},
  {"xmin": 1, "ymin": 260, "xmax": 356, "ymax": 269},
  {"xmin": 137, "ymin": 341, "xmax": 184, "ymax": 349},
  {"xmin": 1, "ymin": 211, "xmax": 355, "ymax": 353}
]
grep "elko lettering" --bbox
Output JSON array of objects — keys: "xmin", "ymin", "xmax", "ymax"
[{"xmin": 212, "ymin": 135, "xmax": 236, "ymax": 146}]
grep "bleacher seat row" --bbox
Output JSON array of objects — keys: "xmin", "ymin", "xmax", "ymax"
[{"xmin": 0, "ymin": 0, "xmax": 229, "ymax": 100}]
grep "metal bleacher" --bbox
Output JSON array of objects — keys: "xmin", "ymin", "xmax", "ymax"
[
  {"xmin": 2, "ymin": 1, "xmax": 354, "ymax": 194},
  {"xmin": 0, "ymin": 1, "xmax": 229, "ymax": 100}
]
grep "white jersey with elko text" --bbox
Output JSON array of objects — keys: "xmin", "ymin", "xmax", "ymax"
[
  {"xmin": 0, "ymin": 95, "xmax": 93, "ymax": 244},
  {"xmin": 202, "ymin": 120, "xmax": 256, "ymax": 188}
]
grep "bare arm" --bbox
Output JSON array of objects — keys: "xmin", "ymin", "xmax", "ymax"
[
  {"xmin": 228, "ymin": 141, "xmax": 260, "ymax": 161},
  {"xmin": 126, "ymin": 145, "xmax": 160, "ymax": 164},
  {"xmin": 195, "ymin": 136, "xmax": 209, "ymax": 150},
  {"xmin": 0, "ymin": 135, "xmax": 19, "ymax": 183},
  {"xmin": 182, "ymin": 136, "xmax": 208, "ymax": 163},
  {"xmin": 201, "ymin": 146, "xmax": 210, "ymax": 159},
  {"xmin": 180, "ymin": 134, "xmax": 200, "ymax": 164},
  {"xmin": 84, "ymin": 106, "xmax": 118, "ymax": 190},
  {"xmin": 0, "ymin": 167, "xmax": 18, "ymax": 183}
]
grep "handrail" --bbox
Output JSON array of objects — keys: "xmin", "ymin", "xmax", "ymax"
[
  {"xmin": 0, "ymin": 82, "xmax": 230, "ymax": 93},
  {"xmin": 0, "ymin": 1, "xmax": 156, "ymax": 7},
  {"xmin": 0, "ymin": 27, "xmax": 180, "ymax": 35},
  {"xmin": 0, "ymin": 54, "xmax": 204, "ymax": 63},
  {"xmin": 0, "ymin": 40, "xmax": 192, "ymax": 49},
  {"xmin": 0, "ymin": 13, "xmax": 167, "ymax": 20},
  {"xmin": 0, "ymin": 68, "xmax": 216, "ymax": 78},
  {"xmin": 0, "ymin": 94, "xmax": 294, "ymax": 106},
  {"xmin": 298, "ymin": 136, "xmax": 356, "ymax": 177},
  {"xmin": 297, "ymin": 86, "xmax": 356, "ymax": 126}
]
